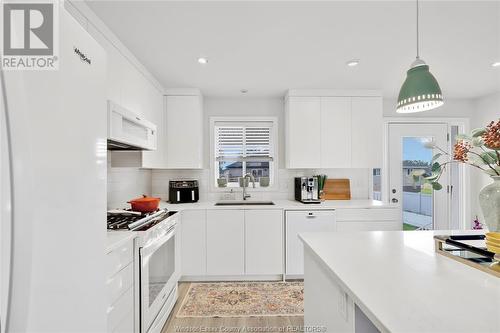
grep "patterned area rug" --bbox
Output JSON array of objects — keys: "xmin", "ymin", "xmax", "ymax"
[{"xmin": 177, "ymin": 281, "xmax": 304, "ymax": 317}]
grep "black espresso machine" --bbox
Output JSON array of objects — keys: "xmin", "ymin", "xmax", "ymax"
[
  {"xmin": 169, "ymin": 180, "xmax": 199, "ymax": 203},
  {"xmin": 294, "ymin": 176, "xmax": 321, "ymax": 204}
]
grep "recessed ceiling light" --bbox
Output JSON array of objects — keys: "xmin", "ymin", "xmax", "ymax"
[
  {"xmin": 346, "ymin": 59, "xmax": 360, "ymax": 67},
  {"xmin": 197, "ymin": 57, "xmax": 208, "ymax": 64},
  {"xmin": 492, "ymin": 61, "xmax": 500, "ymax": 68},
  {"xmin": 240, "ymin": 89, "xmax": 248, "ymax": 94}
]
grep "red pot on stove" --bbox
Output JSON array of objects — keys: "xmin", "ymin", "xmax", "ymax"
[{"xmin": 127, "ymin": 195, "xmax": 161, "ymax": 213}]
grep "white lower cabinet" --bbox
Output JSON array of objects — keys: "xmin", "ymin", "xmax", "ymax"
[
  {"xmin": 336, "ymin": 208, "xmax": 401, "ymax": 231},
  {"xmin": 107, "ymin": 264, "xmax": 134, "ymax": 306},
  {"xmin": 304, "ymin": 248, "xmax": 355, "ymax": 333},
  {"xmin": 245, "ymin": 210, "xmax": 283, "ymax": 275},
  {"xmin": 183, "ymin": 209, "xmax": 284, "ymax": 278},
  {"xmin": 182, "ymin": 207, "xmax": 398, "ymax": 280},
  {"xmin": 304, "ymin": 247, "xmax": 380, "ymax": 333},
  {"xmin": 106, "ymin": 239, "xmax": 135, "ymax": 333},
  {"xmin": 206, "ymin": 210, "xmax": 245, "ymax": 275},
  {"xmin": 112, "ymin": 309, "xmax": 134, "ymax": 333},
  {"xmin": 107, "ymin": 287, "xmax": 134, "ymax": 333},
  {"xmin": 180, "ymin": 210, "xmax": 207, "ymax": 276}
]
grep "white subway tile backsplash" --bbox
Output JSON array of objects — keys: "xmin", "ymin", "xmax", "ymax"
[
  {"xmin": 107, "ymin": 152, "xmax": 372, "ymax": 208},
  {"xmin": 107, "ymin": 153, "xmax": 152, "ymax": 209},
  {"xmin": 108, "ymin": 168, "xmax": 370, "ymax": 209},
  {"xmin": 151, "ymin": 168, "xmax": 372, "ymax": 202}
]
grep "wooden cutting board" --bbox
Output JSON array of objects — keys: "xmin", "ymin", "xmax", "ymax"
[{"xmin": 323, "ymin": 179, "xmax": 351, "ymax": 200}]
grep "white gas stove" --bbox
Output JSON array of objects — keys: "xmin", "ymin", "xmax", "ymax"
[{"xmin": 107, "ymin": 209, "xmax": 180, "ymax": 333}]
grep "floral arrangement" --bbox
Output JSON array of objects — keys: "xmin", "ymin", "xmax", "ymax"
[
  {"xmin": 472, "ymin": 216, "xmax": 483, "ymax": 230},
  {"xmin": 424, "ymin": 119, "xmax": 500, "ymax": 190}
]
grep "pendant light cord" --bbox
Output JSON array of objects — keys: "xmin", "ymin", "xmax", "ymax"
[{"xmin": 416, "ymin": 0, "xmax": 420, "ymax": 59}]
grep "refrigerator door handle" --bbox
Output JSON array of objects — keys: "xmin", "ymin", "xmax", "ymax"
[{"xmin": 0, "ymin": 69, "xmax": 13, "ymax": 333}]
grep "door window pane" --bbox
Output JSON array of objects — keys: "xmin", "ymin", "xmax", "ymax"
[
  {"xmin": 372, "ymin": 168, "xmax": 382, "ymax": 200},
  {"xmin": 402, "ymin": 137, "xmax": 434, "ymax": 230},
  {"xmin": 449, "ymin": 126, "xmax": 462, "ymax": 229}
]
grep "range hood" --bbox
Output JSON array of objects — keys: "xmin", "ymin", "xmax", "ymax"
[
  {"xmin": 107, "ymin": 139, "xmax": 144, "ymax": 151},
  {"xmin": 107, "ymin": 100, "xmax": 157, "ymax": 151}
]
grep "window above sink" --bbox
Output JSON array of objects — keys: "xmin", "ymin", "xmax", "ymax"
[{"xmin": 210, "ymin": 117, "xmax": 278, "ymax": 191}]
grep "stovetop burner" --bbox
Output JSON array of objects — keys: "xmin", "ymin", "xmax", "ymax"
[{"xmin": 107, "ymin": 209, "xmax": 176, "ymax": 231}]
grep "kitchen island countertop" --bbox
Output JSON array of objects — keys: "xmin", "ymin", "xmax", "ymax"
[{"xmin": 299, "ymin": 230, "xmax": 500, "ymax": 332}]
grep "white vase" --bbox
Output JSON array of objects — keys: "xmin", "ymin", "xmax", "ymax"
[{"xmin": 479, "ymin": 176, "xmax": 500, "ymax": 232}]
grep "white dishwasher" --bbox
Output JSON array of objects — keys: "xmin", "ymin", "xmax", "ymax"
[{"xmin": 285, "ymin": 210, "xmax": 336, "ymax": 277}]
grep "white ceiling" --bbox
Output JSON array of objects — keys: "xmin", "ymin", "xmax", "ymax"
[{"xmin": 86, "ymin": 1, "xmax": 500, "ymax": 98}]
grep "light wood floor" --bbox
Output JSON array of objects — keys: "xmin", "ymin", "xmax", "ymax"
[{"xmin": 161, "ymin": 282, "xmax": 304, "ymax": 333}]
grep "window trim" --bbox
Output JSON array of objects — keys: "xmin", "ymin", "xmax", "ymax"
[{"xmin": 210, "ymin": 116, "xmax": 279, "ymax": 192}]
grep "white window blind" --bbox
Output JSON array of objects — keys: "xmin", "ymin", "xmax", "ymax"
[{"xmin": 215, "ymin": 122, "xmax": 274, "ymax": 162}]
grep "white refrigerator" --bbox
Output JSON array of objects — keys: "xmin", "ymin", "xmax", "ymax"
[{"xmin": 1, "ymin": 6, "xmax": 108, "ymax": 332}]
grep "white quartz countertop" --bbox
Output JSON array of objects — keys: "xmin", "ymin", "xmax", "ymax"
[
  {"xmin": 106, "ymin": 231, "xmax": 136, "ymax": 253},
  {"xmin": 159, "ymin": 199, "xmax": 396, "ymax": 211},
  {"xmin": 106, "ymin": 200, "xmax": 393, "ymax": 252},
  {"xmin": 299, "ymin": 230, "xmax": 500, "ymax": 332}
]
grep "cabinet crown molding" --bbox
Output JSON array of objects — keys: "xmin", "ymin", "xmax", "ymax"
[
  {"xmin": 164, "ymin": 88, "xmax": 203, "ymax": 97},
  {"xmin": 285, "ymin": 89, "xmax": 382, "ymax": 99}
]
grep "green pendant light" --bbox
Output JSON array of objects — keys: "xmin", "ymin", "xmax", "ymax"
[{"xmin": 397, "ymin": 0, "xmax": 444, "ymax": 113}]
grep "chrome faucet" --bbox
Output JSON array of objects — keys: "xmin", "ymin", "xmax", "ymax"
[{"xmin": 242, "ymin": 173, "xmax": 256, "ymax": 200}]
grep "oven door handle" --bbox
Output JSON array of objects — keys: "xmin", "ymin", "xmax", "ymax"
[{"xmin": 140, "ymin": 225, "xmax": 176, "ymax": 259}]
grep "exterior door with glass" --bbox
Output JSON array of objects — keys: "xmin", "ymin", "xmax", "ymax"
[{"xmin": 388, "ymin": 123, "xmax": 449, "ymax": 230}]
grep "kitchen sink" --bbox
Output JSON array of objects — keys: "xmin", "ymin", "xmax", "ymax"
[{"xmin": 215, "ymin": 201, "xmax": 275, "ymax": 206}]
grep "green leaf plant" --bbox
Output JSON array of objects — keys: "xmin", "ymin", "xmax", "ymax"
[{"xmin": 423, "ymin": 119, "xmax": 500, "ymax": 191}]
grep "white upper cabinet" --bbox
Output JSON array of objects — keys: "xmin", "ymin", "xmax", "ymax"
[
  {"xmin": 351, "ymin": 97, "xmax": 383, "ymax": 168},
  {"xmin": 164, "ymin": 90, "xmax": 204, "ymax": 169},
  {"xmin": 76, "ymin": 5, "xmax": 166, "ymax": 169},
  {"xmin": 142, "ymin": 85, "xmax": 166, "ymax": 168},
  {"xmin": 74, "ymin": 3, "xmax": 205, "ymax": 170},
  {"xmin": 103, "ymin": 45, "xmax": 124, "ymax": 105},
  {"xmin": 285, "ymin": 90, "xmax": 382, "ymax": 169},
  {"xmin": 285, "ymin": 96, "xmax": 321, "ymax": 168},
  {"xmin": 320, "ymin": 97, "xmax": 352, "ymax": 168}
]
